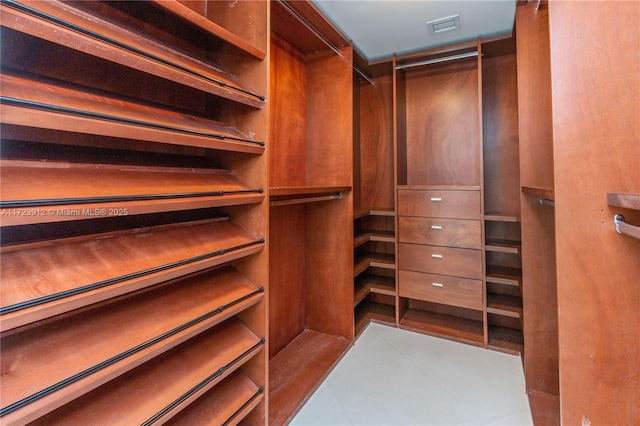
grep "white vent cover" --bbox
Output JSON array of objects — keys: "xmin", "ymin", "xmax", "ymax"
[{"xmin": 427, "ymin": 15, "xmax": 461, "ymax": 35}]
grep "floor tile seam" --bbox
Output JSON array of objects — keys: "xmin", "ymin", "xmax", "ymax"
[
  {"xmin": 323, "ymin": 381, "xmax": 358, "ymax": 426},
  {"xmin": 372, "ymin": 326, "xmax": 441, "ymax": 360}
]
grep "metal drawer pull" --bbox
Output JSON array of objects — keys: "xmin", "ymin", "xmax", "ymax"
[
  {"xmin": 431, "ymin": 225, "xmax": 443, "ymax": 230},
  {"xmin": 431, "ymin": 254, "xmax": 443, "ymax": 259},
  {"xmin": 430, "ymin": 197, "xmax": 442, "ymax": 202},
  {"xmin": 432, "ymin": 282, "xmax": 444, "ymax": 288}
]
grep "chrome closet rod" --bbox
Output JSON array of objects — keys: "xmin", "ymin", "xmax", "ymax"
[
  {"xmin": 277, "ymin": 0, "xmax": 343, "ymax": 57},
  {"xmin": 395, "ymin": 51, "xmax": 479, "ymax": 70},
  {"xmin": 539, "ymin": 197, "xmax": 555, "ymax": 207},
  {"xmin": 354, "ymin": 65, "xmax": 374, "ymax": 85}
]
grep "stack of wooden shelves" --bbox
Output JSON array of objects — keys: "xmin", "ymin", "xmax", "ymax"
[
  {"xmin": 0, "ymin": 0, "xmax": 268, "ymax": 424},
  {"xmin": 267, "ymin": 1, "xmax": 354, "ymax": 424}
]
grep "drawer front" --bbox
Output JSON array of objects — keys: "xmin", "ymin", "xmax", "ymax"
[
  {"xmin": 398, "ymin": 243, "xmax": 483, "ymax": 279},
  {"xmin": 398, "ymin": 217, "xmax": 481, "ymax": 248},
  {"xmin": 398, "ymin": 189, "xmax": 481, "ymax": 219},
  {"xmin": 399, "ymin": 270, "xmax": 483, "ymax": 311}
]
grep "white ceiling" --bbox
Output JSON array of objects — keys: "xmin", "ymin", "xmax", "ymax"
[{"xmin": 312, "ymin": 0, "xmax": 517, "ymax": 62}]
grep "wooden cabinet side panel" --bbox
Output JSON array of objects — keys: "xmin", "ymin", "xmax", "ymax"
[
  {"xmin": 549, "ymin": 1, "xmax": 640, "ymax": 423},
  {"xmin": 359, "ymin": 74, "xmax": 395, "ymax": 209}
]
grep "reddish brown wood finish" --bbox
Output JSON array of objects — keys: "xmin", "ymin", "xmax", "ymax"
[
  {"xmin": 549, "ymin": 1, "xmax": 640, "ymax": 423},
  {"xmin": 399, "ymin": 217, "xmax": 482, "ymax": 249},
  {"xmin": 399, "ymin": 244, "xmax": 483, "ymax": 280},
  {"xmin": 398, "ymin": 188, "xmax": 481, "ymax": 219},
  {"xmin": 399, "ymin": 271, "xmax": 483, "ymax": 311}
]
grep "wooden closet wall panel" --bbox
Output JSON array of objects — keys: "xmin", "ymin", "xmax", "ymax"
[
  {"xmin": 482, "ymin": 55, "xmax": 520, "ymax": 215},
  {"xmin": 269, "ymin": 32, "xmax": 307, "ymax": 188},
  {"xmin": 359, "ymin": 74, "xmax": 394, "ymax": 209},
  {"xmin": 404, "ymin": 60, "xmax": 480, "ymax": 187},
  {"xmin": 549, "ymin": 1, "xmax": 640, "ymax": 423},
  {"xmin": 306, "ymin": 47, "xmax": 353, "ymax": 188},
  {"xmin": 268, "ymin": 204, "xmax": 308, "ymax": 358}
]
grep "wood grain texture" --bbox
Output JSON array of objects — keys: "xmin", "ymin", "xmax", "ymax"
[
  {"xmin": 404, "ymin": 59, "xmax": 480, "ymax": 186},
  {"xmin": 516, "ymin": 2, "xmax": 554, "ymax": 189},
  {"xmin": 399, "ymin": 217, "xmax": 482, "ymax": 249},
  {"xmin": 399, "ymin": 270, "xmax": 483, "ymax": 311},
  {"xmin": 398, "ymin": 188, "xmax": 481, "ymax": 219},
  {"xmin": 359, "ymin": 74, "xmax": 395, "ymax": 209},
  {"xmin": 549, "ymin": 1, "xmax": 640, "ymax": 423},
  {"xmin": 482, "ymin": 54, "xmax": 520, "ymax": 217},
  {"xmin": 399, "ymin": 244, "xmax": 483, "ymax": 280}
]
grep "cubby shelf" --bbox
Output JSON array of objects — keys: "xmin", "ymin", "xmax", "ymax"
[
  {"xmin": 32, "ymin": 318, "xmax": 265, "ymax": 425},
  {"xmin": 485, "ymin": 239, "xmax": 521, "ymax": 255},
  {"xmin": 355, "ymin": 300, "xmax": 396, "ymax": 336},
  {"xmin": 0, "ymin": 0, "xmax": 266, "ymax": 108},
  {"xmin": 354, "ymin": 274, "xmax": 396, "ymax": 306},
  {"xmin": 0, "ymin": 160, "xmax": 263, "ymax": 226},
  {"xmin": 487, "ymin": 293, "xmax": 523, "ymax": 319},
  {"xmin": 0, "ymin": 74, "xmax": 265, "ymax": 155},
  {"xmin": 354, "ymin": 207, "xmax": 395, "ymax": 219},
  {"xmin": 486, "ymin": 265, "xmax": 522, "ymax": 288},
  {"xmin": 354, "ymin": 230, "xmax": 396, "ymax": 248},
  {"xmin": 400, "ymin": 308, "xmax": 484, "ymax": 346},
  {"xmin": 0, "ymin": 266, "xmax": 264, "ymax": 425},
  {"xmin": 522, "ymin": 186, "xmax": 555, "ymax": 201},
  {"xmin": 354, "ymin": 252, "xmax": 396, "ymax": 277},
  {"xmin": 488, "ymin": 325, "xmax": 524, "ymax": 355},
  {"xmin": 0, "ymin": 218, "xmax": 264, "ymax": 331}
]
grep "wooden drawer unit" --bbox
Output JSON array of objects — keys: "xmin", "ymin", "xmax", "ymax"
[
  {"xmin": 398, "ymin": 189, "xmax": 481, "ymax": 219},
  {"xmin": 398, "ymin": 243, "xmax": 483, "ymax": 280},
  {"xmin": 399, "ymin": 270, "xmax": 483, "ymax": 311},
  {"xmin": 398, "ymin": 217, "xmax": 481, "ymax": 249}
]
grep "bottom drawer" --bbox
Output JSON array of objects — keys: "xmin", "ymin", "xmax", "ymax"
[{"xmin": 399, "ymin": 270, "xmax": 483, "ymax": 311}]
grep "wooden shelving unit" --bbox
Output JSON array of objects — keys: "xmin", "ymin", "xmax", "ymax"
[
  {"xmin": 268, "ymin": 1, "xmax": 354, "ymax": 423},
  {"xmin": 1, "ymin": 0, "xmax": 268, "ymax": 423}
]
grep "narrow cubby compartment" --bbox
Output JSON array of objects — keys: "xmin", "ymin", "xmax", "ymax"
[
  {"xmin": 0, "ymin": 215, "xmax": 265, "ymax": 331},
  {"xmin": 0, "ymin": 265, "xmax": 264, "ymax": 425},
  {"xmin": 0, "ymin": 0, "xmax": 266, "ymax": 109},
  {"xmin": 268, "ymin": 1, "xmax": 354, "ymax": 424},
  {"xmin": 30, "ymin": 316, "xmax": 265, "ymax": 425}
]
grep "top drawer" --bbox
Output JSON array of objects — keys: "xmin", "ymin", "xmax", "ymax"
[{"xmin": 398, "ymin": 189, "xmax": 481, "ymax": 219}]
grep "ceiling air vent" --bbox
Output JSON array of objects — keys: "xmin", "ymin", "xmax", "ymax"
[{"xmin": 427, "ymin": 15, "xmax": 461, "ymax": 35}]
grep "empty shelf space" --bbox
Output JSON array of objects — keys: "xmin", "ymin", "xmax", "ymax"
[
  {"xmin": 354, "ymin": 230, "xmax": 396, "ymax": 248},
  {"xmin": 32, "ymin": 318, "xmax": 265, "ymax": 425},
  {"xmin": 487, "ymin": 293, "xmax": 523, "ymax": 318},
  {"xmin": 269, "ymin": 186, "xmax": 351, "ymax": 206},
  {"xmin": 166, "ymin": 371, "xmax": 264, "ymax": 426},
  {"xmin": 150, "ymin": 0, "xmax": 266, "ymax": 60},
  {"xmin": 400, "ymin": 309, "xmax": 484, "ymax": 346},
  {"xmin": 0, "ymin": 0, "xmax": 265, "ymax": 108},
  {"xmin": 0, "ymin": 218, "xmax": 265, "ymax": 331},
  {"xmin": 0, "ymin": 266, "xmax": 264, "ymax": 425},
  {"xmin": 354, "ymin": 207, "xmax": 396, "ymax": 219},
  {"xmin": 522, "ymin": 186, "xmax": 554, "ymax": 201},
  {"xmin": 485, "ymin": 238, "xmax": 521, "ymax": 254},
  {"xmin": 607, "ymin": 193, "xmax": 640, "ymax": 210},
  {"xmin": 269, "ymin": 330, "xmax": 351, "ymax": 426},
  {"xmin": 0, "ymin": 160, "xmax": 263, "ymax": 226},
  {"xmin": 0, "ymin": 74, "xmax": 265, "ymax": 154},
  {"xmin": 487, "ymin": 326, "xmax": 524, "ymax": 356},
  {"xmin": 486, "ymin": 265, "xmax": 522, "ymax": 287},
  {"xmin": 354, "ymin": 274, "xmax": 396, "ymax": 306},
  {"xmin": 355, "ymin": 300, "xmax": 396, "ymax": 337},
  {"xmin": 484, "ymin": 213, "xmax": 520, "ymax": 223},
  {"xmin": 354, "ymin": 252, "xmax": 396, "ymax": 277}
]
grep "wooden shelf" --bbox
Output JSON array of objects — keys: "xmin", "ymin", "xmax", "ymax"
[
  {"xmin": 398, "ymin": 184, "xmax": 482, "ymax": 191},
  {"xmin": 522, "ymin": 186, "xmax": 554, "ymax": 201},
  {"xmin": 0, "ymin": 218, "xmax": 265, "ymax": 331},
  {"xmin": 0, "ymin": 267, "xmax": 264, "ymax": 425},
  {"xmin": 354, "ymin": 274, "xmax": 396, "ymax": 307},
  {"xmin": 269, "ymin": 330, "xmax": 351, "ymax": 426},
  {"xmin": 607, "ymin": 193, "xmax": 640, "ymax": 210},
  {"xmin": 487, "ymin": 293, "xmax": 523, "ymax": 319},
  {"xmin": 486, "ymin": 265, "xmax": 522, "ymax": 288},
  {"xmin": 354, "ymin": 230, "xmax": 396, "ymax": 248},
  {"xmin": 485, "ymin": 238, "xmax": 521, "ymax": 254},
  {"xmin": 354, "ymin": 207, "xmax": 395, "ymax": 219},
  {"xmin": 166, "ymin": 371, "xmax": 264, "ymax": 426},
  {"xmin": 0, "ymin": 160, "xmax": 263, "ymax": 226},
  {"xmin": 0, "ymin": 74, "xmax": 265, "ymax": 154},
  {"xmin": 1, "ymin": 0, "xmax": 265, "ymax": 108},
  {"xmin": 487, "ymin": 325, "xmax": 524, "ymax": 355},
  {"xmin": 400, "ymin": 308, "xmax": 484, "ymax": 346},
  {"xmin": 355, "ymin": 300, "xmax": 396, "ymax": 336},
  {"xmin": 32, "ymin": 318, "xmax": 265, "ymax": 425},
  {"xmin": 484, "ymin": 213, "xmax": 520, "ymax": 223},
  {"xmin": 354, "ymin": 252, "xmax": 396, "ymax": 277},
  {"xmin": 150, "ymin": 0, "xmax": 266, "ymax": 60}
]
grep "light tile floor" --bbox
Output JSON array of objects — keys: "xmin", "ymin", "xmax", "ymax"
[{"xmin": 291, "ymin": 323, "xmax": 533, "ymax": 426}]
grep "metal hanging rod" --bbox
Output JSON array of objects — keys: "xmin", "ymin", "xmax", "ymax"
[
  {"xmin": 270, "ymin": 193, "xmax": 342, "ymax": 207},
  {"xmin": 354, "ymin": 66, "xmax": 374, "ymax": 85},
  {"xmin": 395, "ymin": 51, "xmax": 479, "ymax": 70},
  {"xmin": 614, "ymin": 215, "xmax": 640, "ymax": 240},
  {"xmin": 277, "ymin": 0, "xmax": 343, "ymax": 58},
  {"xmin": 539, "ymin": 197, "xmax": 555, "ymax": 207}
]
